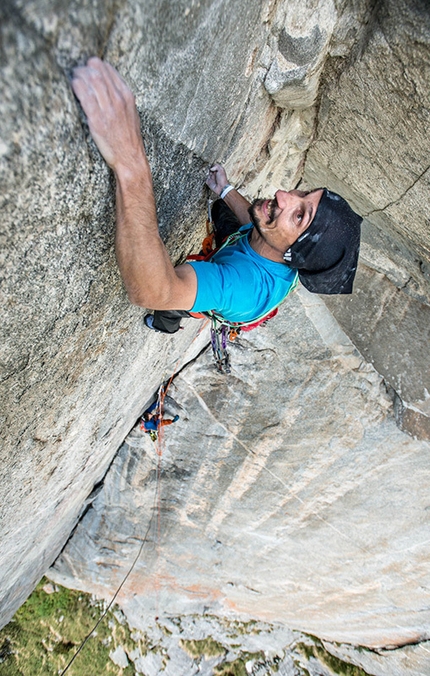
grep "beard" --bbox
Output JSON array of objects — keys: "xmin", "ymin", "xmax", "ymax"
[
  {"xmin": 248, "ymin": 199, "xmax": 263, "ymax": 236},
  {"xmin": 248, "ymin": 198, "xmax": 276, "ymax": 238}
]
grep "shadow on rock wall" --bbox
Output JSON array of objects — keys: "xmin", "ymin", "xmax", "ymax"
[{"xmin": 1, "ymin": 0, "xmax": 429, "ymax": 645}]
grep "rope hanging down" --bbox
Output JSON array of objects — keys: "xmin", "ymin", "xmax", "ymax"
[
  {"xmin": 58, "ymin": 320, "xmax": 210, "ymax": 674},
  {"xmin": 59, "ymin": 382, "xmax": 174, "ymax": 673},
  {"xmin": 61, "ymin": 205, "xmax": 213, "ymax": 672},
  {"xmin": 59, "ymin": 474, "xmax": 160, "ymax": 675}
]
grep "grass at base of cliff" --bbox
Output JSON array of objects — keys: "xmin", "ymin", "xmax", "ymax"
[
  {"xmin": 0, "ymin": 578, "xmax": 135, "ymax": 676},
  {"xmin": 296, "ymin": 636, "xmax": 371, "ymax": 676},
  {"xmin": 214, "ymin": 651, "xmax": 267, "ymax": 675},
  {"xmin": 180, "ymin": 636, "xmax": 226, "ymax": 659}
]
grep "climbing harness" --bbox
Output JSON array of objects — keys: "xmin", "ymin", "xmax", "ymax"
[{"xmin": 206, "ymin": 304, "xmax": 289, "ymax": 374}]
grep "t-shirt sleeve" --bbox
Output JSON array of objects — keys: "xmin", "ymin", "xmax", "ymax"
[
  {"xmin": 188, "ymin": 260, "xmax": 257, "ymax": 319},
  {"xmin": 188, "ymin": 260, "xmax": 233, "ymax": 312}
]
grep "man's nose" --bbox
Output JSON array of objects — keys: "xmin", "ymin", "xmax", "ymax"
[{"xmin": 274, "ymin": 190, "xmax": 292, "ymax": 208}]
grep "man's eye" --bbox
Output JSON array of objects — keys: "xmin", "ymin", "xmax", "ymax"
[{"xmin": 297, "ymin": 212, "xmax": 303, "ymax": 222}]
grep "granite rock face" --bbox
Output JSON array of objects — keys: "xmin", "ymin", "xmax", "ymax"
[
  {"xmin": 302, "ymin": 0, "xmax": 430, "ymax": 436},
  {"xmin": 0, "ymin": 0, "xmax": 280, "ymax": 625},
  {"xmin": 324, "ymin": 264, "xmax": 430, "ymax": 439},
  {"xmin": 305, "ymin": 0, "xmax": 430, "ymax": 286},
  {"xmin": 1, "ymin": 0, "xmax": 429, "ymax": 656},
  {"xmin": 49, "ymin": 291, "xmax": 430, "ymax": 674}
]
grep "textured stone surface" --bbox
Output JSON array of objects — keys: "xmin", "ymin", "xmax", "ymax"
[
  {"xmin": 301, "ymin": 0, "xmax": 430, "ymax": 438},
  {"xmin": 263, "ymin": 0, "xmax": 336, "ymax": 110},
  {"xmin": 1, "ymin": 0, "xmax": 429, "ymax": 659},
  {"xmin": 323, "ymin": 263, "xmax": 430, "ymax": 438},
  {"xmin": 74, "ymin": 612, "xmax": 430, "ymax": 676},
  {"xmin": 0, "ymin": 0, "xmax": 281, "ymax": 625},
  {"xmin": 49, "ymin": 291, "xmax": 430, "ymax": 674},
  {"xmin": 109, "ymin": 644, "xmax": 129, "ymax": 668},
  {"xmin": 304, "ymin": 0, "xmax": 430, "ymax": 304}
]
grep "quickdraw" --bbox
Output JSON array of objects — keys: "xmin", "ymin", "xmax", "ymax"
[
  {"xmin": 210, "ymin": 318, "xmax": 232, "ymax": 374},
  {"xmin": 207, "ymin": 307, "xmax": 282, "ymax": 375},
  {"xmin": 204, "ymin": 273, "xmax": 298, "ymax": 374}
]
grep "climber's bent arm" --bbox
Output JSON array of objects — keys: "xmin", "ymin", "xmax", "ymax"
[
  {"xmin": 223, "ymin": 189, "xmax": 252, "ymax": 225},
  {"xmin": 206, "ymin": 163, "xmax": 252, "ymax": 225},
  {"xmin": 71, "ymin": 56, "xmax": 197, "ymax": 310}
]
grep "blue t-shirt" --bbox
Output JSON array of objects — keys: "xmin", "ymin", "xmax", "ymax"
[{"xmin": 188, "ymin": 224, "xmax": 298, "ymax": 323}]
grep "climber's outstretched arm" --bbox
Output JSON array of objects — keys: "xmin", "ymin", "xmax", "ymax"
[{"xmin": 71, "ymin": 57, "xmax": 197, "ymax": 310}]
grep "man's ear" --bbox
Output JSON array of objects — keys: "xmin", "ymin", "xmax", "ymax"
[{"xmin": 261, "ymin": 218, "xmax": 278, "ymax": 231}]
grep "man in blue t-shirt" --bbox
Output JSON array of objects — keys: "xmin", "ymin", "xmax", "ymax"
[
  {"xmin": 145, "ymin": 184, "xmax": 303, "ymax": 333},
  {"xmin": 71, "ymin": 58, "xmax": 362, "ymax": 334}
]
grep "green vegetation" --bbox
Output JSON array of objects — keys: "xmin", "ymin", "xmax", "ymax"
[
  {"xmin": 0, "ymin": 578, "xmax": 136, "ymax": 676},
  {"xmin": 0, "ymin": 589, "xmax": 374, "ymax": 676},
  {"xmin": 214, "ymin": 659, "xmax": 248, "ymax": 676},
  {"xmin": 180, "ymin": 636, "xmax": 226, "ymax": 659},
  {"xmin": 214, "ymin": 651, "xmax": 266, "ymax": 675},
  {"xmin": 219, "ymin": 617, "xmax": 261, "ymax": 636},
  {"xmin": 296, "ymin": 636, "xmax": 371, "ymax": 676},
  {"xmin": 179, "ymin": 633, "xmax": 273, "ymax": 675}
]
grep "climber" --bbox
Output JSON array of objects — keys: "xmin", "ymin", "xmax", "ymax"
[
  {"xmin": 71, "ymin": 57, "xmax": 362, "ymax": 335},
  {"xmin": 140, "ymin": 399, "xmax": 179, "ymax": 441}
]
